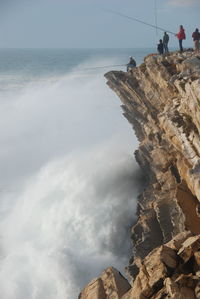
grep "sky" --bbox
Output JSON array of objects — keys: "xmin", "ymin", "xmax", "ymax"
[{"xmin": 0, "ymin": 0, "xmax": 199, "ymax": 48}]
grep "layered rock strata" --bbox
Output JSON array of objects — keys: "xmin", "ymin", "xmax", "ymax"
[
  {"xmin": 80, "ymin": 51, "xmax": 200, "ymax": 298},
  {"xmin": 79, "ymin": 267, "xmax": 131, "ymax": 299}
]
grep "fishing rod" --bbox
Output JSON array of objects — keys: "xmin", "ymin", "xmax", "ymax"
[
  {"xmin": 65, "ymin": 64, "xmax": 126, "ymax": 76},
  {"xmin": 154, "ymin": 0, "xmax": 158, "ymax": 37},
  {"xmin": 101, "ymin": 8, "xmax": 176, "ymax": 35},
  {"xmin": 77, "ymin": 64, "xmax": 126, "ymax": 71}
]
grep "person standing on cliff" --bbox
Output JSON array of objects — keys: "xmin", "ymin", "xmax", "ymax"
[
  {"xmin": 176, "ymin": 25, "xmax": 186, "ymax": 53},
  {"xmin": 157, "ymin": 39, "xmax": 164, "ymax": 55},
  {"xmin": 163, "ymin": 32, "xmax": 169, "ymax": 53},
  {"xmin": 192, "ymin": 28, "xmax": 200, "ymax": 54}
]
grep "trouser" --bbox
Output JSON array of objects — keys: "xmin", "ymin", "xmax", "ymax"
[
  {"xmin": 179, "ymin": 39, "xmax": 183, "ymax": 52},
  {"xmin": 163, "ymin": 43, "xmax": 169, "ymax": 53}
]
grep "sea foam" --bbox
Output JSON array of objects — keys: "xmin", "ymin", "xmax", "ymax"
[{"xmin": 0, "ymin": 58, "xmax": 140, "ymax": 298}]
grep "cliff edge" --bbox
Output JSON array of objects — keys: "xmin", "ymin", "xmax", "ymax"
[{"xmin": 79, "ymin": 51, "xmax": 200, "ymax": 298}]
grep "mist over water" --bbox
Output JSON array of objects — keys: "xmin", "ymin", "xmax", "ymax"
[{"xmin": 0, "ymin": 49, "xmax": 144, "ymax": 298}]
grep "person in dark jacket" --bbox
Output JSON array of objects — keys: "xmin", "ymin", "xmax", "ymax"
[
  {"xmin": 176, "ymin": 25, "xmax": 186, "ymax": 53},
  {"xmin": 163, "ymin": 32, "xmax": 169, "ymax": 53},
  {"xmin": 127, "ymin": 56, "xmax": 136, "ymax": 72},
  {"xmin": 192, "ymin": 28, "xmax": 200, "ymax": 54},
  {"xmin": 157, "ymin": 39, "xmax": 164, "ymax": 55}
]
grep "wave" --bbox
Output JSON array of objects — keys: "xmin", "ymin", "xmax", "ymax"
[
  {"xmin": 0, "ymin": 144, "xmax": 141, "ymax": 298},
  {"xmin": 0, "ymin": 57, "xmax": 140, "ymax": 298}
]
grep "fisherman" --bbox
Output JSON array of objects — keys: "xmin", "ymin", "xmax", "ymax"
[
  {"xmin": 163, "ymin": 32, "xmax": 169, "ymax": 53},
  {"xmin": 176, "ymin": 25, "xmax": 186, "ymax": 53},
  {"xmin": 192, "ymin": 28, "xmax": 200, "ymax": 54},
  {"xmin": 157, "ymin": 39, "xmax": 164, "ymax": 55},
  {"xmin": 127, "ymin": 56, "xmax": 136, "ymax": 72}
]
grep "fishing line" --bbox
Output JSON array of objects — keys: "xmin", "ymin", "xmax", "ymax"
[
  {"xmin": 101, "ymin": 7, "xmax": 176, "ymax": 35},
  {"xmin": 154, "ymin": 0, "xmax": 158, "ymax": 37},
  {"xmin": 64, "ymin": 64, "xmax": 127, "ymax": 77},
  {"xmin": 76, "ymin": 64, "xmax": 126, "ymax": 71}
]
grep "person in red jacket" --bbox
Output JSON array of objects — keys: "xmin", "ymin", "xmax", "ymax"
[
  {"xmin": 192, "ymin": 28, "xmax": 200, "ymax": 54},
  {"xmin": 176, "ymin": 25, "xmax": 186, "ymax": 53}
]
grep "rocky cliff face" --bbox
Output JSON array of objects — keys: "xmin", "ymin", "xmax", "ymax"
[{"xmin": 79, "ymin": 51, "xmax": 200, "ymax": 298}]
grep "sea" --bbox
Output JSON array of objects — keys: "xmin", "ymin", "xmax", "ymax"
[{"xmin": 0, "ymin": 48, "xmax": 150, "ymax": 299}]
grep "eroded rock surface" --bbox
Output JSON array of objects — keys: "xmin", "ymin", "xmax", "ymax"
[
  {"xmin": 105, "ymin": 51, "xmax": 200, "ymax": 264},
  {"xmin": 80, "ymin": 51, "xmax": 200, "ymax": 298},
  {"xmin": 79, "ymin": 267, "xmax": 131, "ymax": 299}
]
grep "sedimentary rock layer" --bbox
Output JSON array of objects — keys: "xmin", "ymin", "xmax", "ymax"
[
  {"xmin": 79, "ymin": 267, "xmax": 131, "ymax": 299},
  {"xmin": 80, "ymin": 51, "xmax": 200, "ymax": 298},
  {"xmin": 105, "ymin": 51, "xmax": 200, "ymax": 268}
]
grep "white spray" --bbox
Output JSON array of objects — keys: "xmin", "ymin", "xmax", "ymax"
[{"xmin": 0, "ymin": 59, "xmax": 140, "ymax": 298}]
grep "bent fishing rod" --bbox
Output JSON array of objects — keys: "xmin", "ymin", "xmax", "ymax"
[{"xmin": 101, "ymin": 8, "xmax": 176, "ymax": 35}]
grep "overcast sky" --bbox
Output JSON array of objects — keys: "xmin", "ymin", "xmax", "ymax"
[{"xmin": 0, "ymin": 0, "xmax": 199, "ymax": 48}]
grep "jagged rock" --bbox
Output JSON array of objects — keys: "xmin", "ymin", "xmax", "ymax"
[
  {"xmin": 101, "ymin": 267, "xmax": 131, "ymax": 298},
  {"xmin": 195, "ymin": 280, "xmax": 200, "ymax": 298},
  {"xmin": 165, "ymin": 278, "xmax": 179, "ymax": 297},
  {"xmin": 165, "ymin": 277, "xmax": 195, "ymax": 299},
  {"xmin": 128, "ymin": 245, "xmax": 177, "ymax": 298},
  {"xmin": 80, "ymin": 51, "xmax": 200, "ymax": 298},
  {"xmin": 178, "ymin": 235, "xmax": 200, "ymax": 262},
  {"xmin": 105, "ymin": 51, "xmax": 200, "ymax": 265},
  {"xmin": 194, "ymin": 251, "xmax": 200, "ymax": 268},
  {"xmin": 78, "ymin": 278, "xmax": 106, "ymax": 299},
  {"xmin": 120, "ymin": 235, "xmax": 200, "ymax": 298},
  {"xmin": 166, "ymin": 231, "xmax": 192, "ymax": 251},
  {"xmin": 79, "ymin": 267, "xmax": 131, "ymax": 299},
  {"xmin": 104, "ymin": 51, "xmax": 200, "ymax": 298}
]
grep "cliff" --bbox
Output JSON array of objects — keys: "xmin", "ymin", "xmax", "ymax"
[{"xmin": 79, "ymin": 51, "xmax": 200, "ymax": 298}]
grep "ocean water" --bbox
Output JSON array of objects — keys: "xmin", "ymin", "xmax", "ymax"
[{"xmin": 0, "ymin": 48, "xmax": 149, "ymax": 299}]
